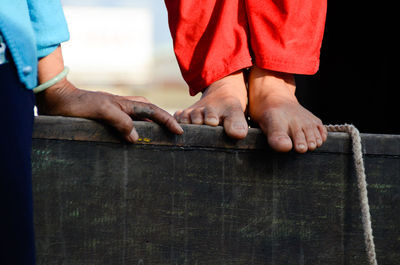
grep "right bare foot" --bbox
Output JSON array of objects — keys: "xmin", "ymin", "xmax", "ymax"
[
  {"xmin": 174, "ymin": 71, "xmax": 248, "ymax": 139},
  {"xmin": 248, "ymin": 66, "xmax": 327, "ymax": 153}
]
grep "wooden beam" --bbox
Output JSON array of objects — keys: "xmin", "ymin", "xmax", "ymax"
[{"xmin": 32, "ymin": 116, "xmax": 400, "ymax": 265}]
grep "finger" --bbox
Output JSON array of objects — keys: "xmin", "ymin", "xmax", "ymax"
[
  {"xmin": 127, "ymin": 101, "xmax": 184, "ymax": 135},
  {"xmin": 128, "ymin": 126, "xmax": 139, "ymax": 143},
  {"xmin": 113, "ymin": 96, "xmax": 152, "ymax": 122},
  {"xmin": 99, "ymin": 104, "xmax": 139, "ymax": 143}
]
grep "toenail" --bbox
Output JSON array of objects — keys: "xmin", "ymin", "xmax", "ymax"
[
  {"xmin": 233, "ymin": 123, "xmax": 246, "ymax": 131},
  {"xmin": 297, "ymin": 143, "xmax": 306, "ymax": 150},
  {"xmin": 309, "ymin": 142, "xmax": 316, "ymax": 149},
  {"xmin": 278, "ymin": 135, "xmax": 289, "ymax": 141},
  {"xmin": 207, "ymin": 117, "xmax": 219, "ymax": 125}
]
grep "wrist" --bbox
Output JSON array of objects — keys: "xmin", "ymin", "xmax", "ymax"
[
  {"xmin": 33, "ymin": 66, "xmax": 70, "ymax": 94},
  {"xmin": 35, "ymin": 75, "xmax": 78, "ymax": 115}
]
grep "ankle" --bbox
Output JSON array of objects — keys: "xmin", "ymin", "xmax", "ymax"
[
  {"xmin": 203, "ymin": 71, "xmax": 248, "ymax": 110},
  {"xmin": 249, "ymin": 67, "xmax": 297, "ymax": 100}
]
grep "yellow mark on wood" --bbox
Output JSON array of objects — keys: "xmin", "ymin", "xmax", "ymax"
[{"xmin": 138, "ymin": 138, "xmax": 151, "ymax": 143}]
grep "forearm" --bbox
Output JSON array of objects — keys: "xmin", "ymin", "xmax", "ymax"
[
  {"xmin": 37, "ymin": 45, "xmax": 65, "ymax": 85},
  {"xmin": 35, "ymin": 45, "xmax": 77, "ymax": 115}
]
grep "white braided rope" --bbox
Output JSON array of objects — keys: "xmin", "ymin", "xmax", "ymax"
[{"xmin": 325, "ymin": 124, "xmax": 378, "ymax": 265}]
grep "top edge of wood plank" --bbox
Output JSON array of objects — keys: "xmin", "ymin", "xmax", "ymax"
[{"xmin": 33, "ymin": 116, "xmax": 400, "ymax": 155}]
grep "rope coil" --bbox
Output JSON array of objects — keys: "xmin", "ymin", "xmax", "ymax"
[{"xmin": 325, "ymin": 124, "xmax": 378, "ymax": 265}]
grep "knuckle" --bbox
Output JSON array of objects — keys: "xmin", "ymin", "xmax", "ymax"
[
  {"xmin": 133, "ymin": 102, "xmax": 156, "ymax": 117},
  {"xmin": 96, "ymin": 98, "xmax": 114, "ymax": 118},
  {"xmin": 136, "ymin": 96, "xmax": 148, "ymax": 103}
]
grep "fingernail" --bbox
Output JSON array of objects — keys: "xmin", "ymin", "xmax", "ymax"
[
  {"xmin": 128, "ymin": 128, "xmax": 139, "ymax": 143},
  {"xmin": 176, "ymin": 125, "xmax": 184, "ymax": 134}
]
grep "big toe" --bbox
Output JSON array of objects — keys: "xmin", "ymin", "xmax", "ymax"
[
  {"xmin": 268, "ymin": 132, "xmax": 293, "ymax": 152},
  {"xmin": 257, "ymin": 114, "xmax": 294, "ymax": 152},
  {"xmin": 223, "ymin": 108, "xmax": 248, "ymax": 139}
]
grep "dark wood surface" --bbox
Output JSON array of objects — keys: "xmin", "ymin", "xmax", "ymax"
[{"xmin": 32, "ymin": 116, "xmax": 400, "ymax": 265}]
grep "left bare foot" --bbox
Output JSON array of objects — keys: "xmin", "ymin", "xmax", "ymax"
[
  {"xmin": 248, "ymin": 66, "xmax": 327, "ymax": 153},
  {"xmin": 174, "ymin": 71, "xmax": 248, "ymax": 139}
]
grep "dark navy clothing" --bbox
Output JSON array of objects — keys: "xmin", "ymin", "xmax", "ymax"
[
  {"xmin": 0, "ymin": 62, "xmax": 36, "ymax": 264},
  {"xmin": 0, "ymin": 2, "xmax": 68, "ymax": 264}
]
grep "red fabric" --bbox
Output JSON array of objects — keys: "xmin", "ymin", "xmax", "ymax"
[{"xmin": 165, "ymin": 0, "xmax": 327, "ymax": 95}]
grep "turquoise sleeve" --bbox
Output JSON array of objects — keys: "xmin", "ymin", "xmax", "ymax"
[{"xmin": 28, "ymin": 0, "xmax": 70, "ymax": 58}]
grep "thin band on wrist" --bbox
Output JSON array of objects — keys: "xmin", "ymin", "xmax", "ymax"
[{"xmin": 33, "ymin": 66, "xmax": 70, "ymax": 94}]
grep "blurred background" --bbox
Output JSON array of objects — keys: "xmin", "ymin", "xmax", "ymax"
[{"xmin": 61, "ymin": 0, "xmax": 200, "ymax": 114}]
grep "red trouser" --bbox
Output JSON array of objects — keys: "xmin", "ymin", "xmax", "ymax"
[{"xmin": 165, "ymin": 0, "xmax": 327, "ymax": 95}]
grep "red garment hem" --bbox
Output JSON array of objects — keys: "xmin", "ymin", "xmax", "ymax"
[
  {"xmin": 255, "ymin": 57, "xmax": 320, "ymax": 75},
  {"xmin": 187, "ymin": 55, "xmax": 253, "ymax": 96}
]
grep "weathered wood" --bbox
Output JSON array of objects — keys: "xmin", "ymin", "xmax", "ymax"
[{"xmin": 32, "ymin": 116, "xmax": 400, "ymax": 265}]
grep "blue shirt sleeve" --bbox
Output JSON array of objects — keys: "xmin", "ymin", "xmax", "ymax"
[
  {"xmin": 0, "ymin": 0, "xmax": 70, "ymax": 89},
  {"xmin": 27, "ymin": 0, "xmax": 70, "ymax": 58}
]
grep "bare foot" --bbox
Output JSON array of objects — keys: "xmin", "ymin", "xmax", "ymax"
[
  {"xmin": 248, "ymin": 66, "xmax": 327, "ymax": 153},
  {"xmin": 174, "ymin": 71, "xmax": 248, "ymax": 139}
]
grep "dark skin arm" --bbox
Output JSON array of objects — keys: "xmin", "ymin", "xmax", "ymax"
[{"xmin": 35, "ymin": 46, "xmax": 183, "ymax": 142}]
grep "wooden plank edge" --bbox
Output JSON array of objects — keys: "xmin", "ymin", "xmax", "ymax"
[{"xmin": 32, "ymin": 116, "xmax": 400, "ymax": 155}]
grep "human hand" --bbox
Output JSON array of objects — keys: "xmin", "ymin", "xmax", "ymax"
[{"xmin": 35, "ymin": 79, "xmax": 183, "ymax": 143}]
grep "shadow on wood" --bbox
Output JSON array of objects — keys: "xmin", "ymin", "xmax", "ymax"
[{"xmin": 32, "ymin": 116, "xmax": 400, "ymax": 265}]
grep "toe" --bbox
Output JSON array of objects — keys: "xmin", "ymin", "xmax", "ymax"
[
  {"xmin": 222, "ymin": 107, "xmax": 248, "ymax": 139},
  {"xmin": 190, "ymin": 109, "xmax": 204, "ymax": 125},
  {"xmin": 177, "ymin": 109, "xmax": 192, "ymax": 124},
  {"xmin": 315, "ymin": 126, "xmax": 324, "ymax": 147},
  {"xmin": 204, "ymin": 107, "xmax": 220, "ymax": 126},
  {"xmin": 174, "ymin": 110, "xmax": 182, "ymax": 119},
  {"xmin": 319, "ymin": 124, "xmax": 328, "ymax": 142},
  {"xmin": 304, "ymin": 124, "xmax": 317, "ymax": 151},
  {"xmin": 290, "ymin": 126, "xmax": 308, "ymax": 153},
  {"xmin": 257, "ymin": 113, "xmax": 294, "ymax": 152},
  {"xmin": 268, "ymin": 133, "xmax": 293, "ymax": 152}
]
